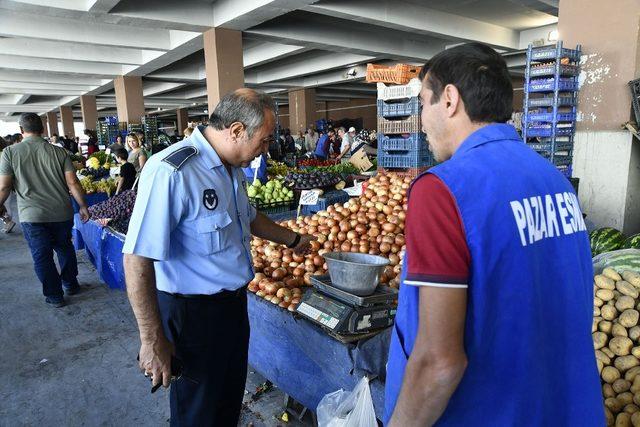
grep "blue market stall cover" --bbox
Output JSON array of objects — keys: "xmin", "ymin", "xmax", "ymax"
[
  {"xmin": 73, "ymin": 215, "xmax": 390, "ymax": 418},
  {"xmin": 71, "ymin": 192, "xmax": 109, "ymax": 213}
]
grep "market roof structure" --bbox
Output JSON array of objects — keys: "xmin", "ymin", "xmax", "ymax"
[{"xmin": 0, "ymin": 0, "xmax": 558, "ymax": 120}]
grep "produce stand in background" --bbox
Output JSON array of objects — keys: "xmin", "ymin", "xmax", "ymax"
[{"xmin": 71, "ymin": 215, "xmax": 389, "ymax": 419}]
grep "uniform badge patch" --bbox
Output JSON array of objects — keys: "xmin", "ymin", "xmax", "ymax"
[{"xmin": 203, "ymin": 189, "xmax": 218, "ymax": 211}]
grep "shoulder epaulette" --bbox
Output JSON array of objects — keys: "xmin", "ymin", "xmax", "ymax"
[{"xmin": 162, "ymin": 146, "xmax": 198, "ymax": 170}]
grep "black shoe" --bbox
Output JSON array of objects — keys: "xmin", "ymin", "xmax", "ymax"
[
  {"xmin": 64, "ymin": 285, "xmax": 81, "ymax": 296},
  {"xmin": 45, "ymin": 297, "xmax": 66, "ymax": 308}
]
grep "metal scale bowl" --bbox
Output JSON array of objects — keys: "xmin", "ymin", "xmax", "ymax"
[{"xmin": 297, "ymin": 266, "xmax": 398, "ymax": 339}]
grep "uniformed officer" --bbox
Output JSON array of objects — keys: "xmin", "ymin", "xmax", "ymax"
[{"xmin": 123, "ymin": 89, "xmax": 313, "ymax": 426}]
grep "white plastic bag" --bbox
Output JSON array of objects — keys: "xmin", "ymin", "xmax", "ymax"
[{"xmin": 316, "ymin": 377, "xmax": 377, "ymax": 427}]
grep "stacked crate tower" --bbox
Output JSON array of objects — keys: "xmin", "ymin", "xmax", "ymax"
[
  {"xmin": 522, "ymin": 41, "xmax": 581, "ymax": 177},
  {"xmin": 96, "ymin": 116, "xmax": 119, "ymax": 147},
  {"xmin": 368, "ymin": 63, "xmax": 435, "ymax": 178}
]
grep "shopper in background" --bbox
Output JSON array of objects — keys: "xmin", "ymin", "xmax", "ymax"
[
  {"xmin": 109, "ymin": 134, "xmax": 125, "ymax": 153},
  {"xmin": 0, "ymin": 113, "xmax": 90, "ymax": 308},
  {"xmin": 314, "ymin": 129, "xmax": 332, "ymax": 160},
  {"xmin": 126, "ymin": 133, "xmax": 147, "ymax": 173},
  {"xmin": 13, "ymin": 133, "xmax": 22, "ymax": 144},
  {"xmin": 329, "ymin": 128, "xmax": 341, "ymax": 156},
  {"xmin": 123, "ymin": 89, "xmax": 313, "ymax": 426},
  {"xmin": 384, "ymin": 43, "xmax": 603, "ymax": 427},
  {"xmin": 50, "ymin": 134, "xmax": 64, "ymax": 148},
  {"xmin": 283, "ymin": 128, "xmax": 295, "ymax": 154},
  {"xmin": 304, "ymin": 126, "xmax": 318, "ymax": 152},
  {"xmin": 84, "ymin": 129, "xmax": 98, "ymax": 156},
  {"xmin": 336, "ymin": 126, "xmax": 353, "ymax": 160},
  {"xmin": 73, "ymin": 136, "xmax": 80, "ymax": 154},
  {"xmin": 114, "ymin": 148, "xmax": 136, "ymax": 195},
  {"xmin": 183, "ymin": 126, "xmax": 194, "ymax": 138},
  {"xmin": 295, "ymin": 130, "xmax": 305, "ymax": 152}
]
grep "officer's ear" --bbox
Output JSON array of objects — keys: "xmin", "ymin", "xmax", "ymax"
[{"xmin": 229, "ymin": 122, "xmax": 247, "ymax": 142}]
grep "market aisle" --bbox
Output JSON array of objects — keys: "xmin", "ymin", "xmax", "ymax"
[{"xmin": 0, "ymin": 200, "xmax": 309, "ymax": 426}]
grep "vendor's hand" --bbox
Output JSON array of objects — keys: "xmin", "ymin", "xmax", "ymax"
[
  {"xmin": 139, "ymin": 336, "xmax": 175, "ymax": 389},
  {"xmin": 79, "ymin": 206, "xmax": 91, "ymax": 223},
  {"xmin": 293, "ymin": 234, "xmax": 316, "ymax": 255}
]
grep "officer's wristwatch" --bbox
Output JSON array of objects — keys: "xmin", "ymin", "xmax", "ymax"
[{"xmin": 287, "ymin": 232, "xmax": 301, "ymax": 248}]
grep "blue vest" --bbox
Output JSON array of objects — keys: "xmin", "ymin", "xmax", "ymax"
[{"xmin": 384, "ymin": 124, "xmax": 604, "ymax": 426}]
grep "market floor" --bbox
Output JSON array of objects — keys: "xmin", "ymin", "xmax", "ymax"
[{"xmin": 0, "ymin": 206, "xmax": 312, "ymax": 426}]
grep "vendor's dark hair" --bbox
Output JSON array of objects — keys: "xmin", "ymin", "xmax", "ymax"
[
  {"xmin": 19, "ymin": 113, "xmax": 44, "ymax": 133},
  {"xmin": 115, "ymin": 148, "xmax": 128, "ymax": 160},
  {"xmin": 209, "ymin": 89, "xmax": 276, "ymax": 138},
  {"xmin": 419, "ymin": 42, "xmax": 513, "ymax": 123}
]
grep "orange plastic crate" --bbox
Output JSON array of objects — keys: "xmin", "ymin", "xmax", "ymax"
[{"xmin": 366, "ymin": 63, "xmax": 423, "ymax": 85}]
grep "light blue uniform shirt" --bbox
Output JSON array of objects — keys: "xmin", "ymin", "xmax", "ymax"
[{"xmin": 122, "ymin": 126, "xmax": 257, "ymax": 295}]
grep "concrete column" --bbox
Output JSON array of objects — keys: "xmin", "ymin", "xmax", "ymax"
[
  {"xmin": 46, "ymin": 111, "xmax": 58, "ymax": 136},
  {"xmin": 59, "ymin": 106, "xmax": 75, "ymax": 138},
  {"xmin": 176, "ymin": 108, "xmax": 189, "ymax": 135},
  {"xmin": 558, "ymin": 0, "xmax": 640, "ymax": 234},
  {"xmin": 203, "ymin": 28, "xmax": 244, "ymax": 113},
  {"xmin": 41, "ymin": 115, "xmax": 49, "ymax": 137},
  {"xmin": 288, "ymin": 88, "xmax": 316, "ymax": 133},
  {"xmin": 80, "ymin": 95, "xmax": 98, "ymax": 131},
  {"xmin": 114, "ymin": 76, "xmax": 145, "ymax": 124}
]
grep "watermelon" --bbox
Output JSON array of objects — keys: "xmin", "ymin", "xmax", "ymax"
[
  {"xmin": 590, "ymin": 227, "xmax": 626, "ymax": 255},
  {"xmin": 623, "ymin": 233, "xmax": 640, "ymax": 249},
  {"xmin": 598, "ymin": 251, "xmax": 640, "ymax": 273}
]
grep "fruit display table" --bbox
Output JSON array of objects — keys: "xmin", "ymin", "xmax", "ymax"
[
  {"xmin": 71, "ymin": 192, "xmax": 109, "ymax": 213},
  {"xmin": 72, "ymin": 214, "xmax": 390, "ymax": 419}
]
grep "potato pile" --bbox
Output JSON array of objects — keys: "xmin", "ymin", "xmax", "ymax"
[
  {"xmin": 593, "ymin": 268, "xmax": 640, "ymax": 426},
  {"xmin": 248, "ymin": 173, "xmax": 410, "ymax": 310}
]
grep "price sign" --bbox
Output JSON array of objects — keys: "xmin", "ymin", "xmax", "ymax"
[
  {"xmin": 343, "ymin": 181, "xmax": 363, "ymax": 197},
  {"xmin": 299, "ymin": 190, "xmax": 321, "ymax": 206},
  {"xmin": 349, "ymin": 148, "xmax": 373, "ymax": 172},
  {"xmin": 250, "ymin": 155, "xmax": 262, "ymax": 169},
  {"xmin": 105, "ymin": 148, "xmax": 111, "ymax": 155}
]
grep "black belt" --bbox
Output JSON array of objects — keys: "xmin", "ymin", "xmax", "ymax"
[{"xmin": 159, "ymin": 287, "xmax": 247, "ymax": 301}]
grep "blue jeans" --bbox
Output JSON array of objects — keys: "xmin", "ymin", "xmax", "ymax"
[{"xmin": 21, "ymin": 221, "xmax": 79, "ymax": 299}]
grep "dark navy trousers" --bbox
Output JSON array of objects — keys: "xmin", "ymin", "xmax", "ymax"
[
  {"xmin": 21, "ymin": 220, "xmax": 79, "ymax": 299},
  {"xmin": 158, "ymin": 289, "xmax": 249, "ymax": 427}
]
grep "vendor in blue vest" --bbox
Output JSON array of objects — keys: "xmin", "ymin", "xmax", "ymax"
[
  {"xmin": 122, "ymin": 89, "xmax": 314, "ymax": 426},
  {"xmin": 314, "ymin": 129, "xmax": 333, "ymax": 159},
  {"xmin": 385, "ymin": 43, "xmax": 603, "ymax": 426}
]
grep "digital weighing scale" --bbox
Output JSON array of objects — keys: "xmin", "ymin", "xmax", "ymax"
[{"xmin": 296, "ymin": 275, "xmax": 398, "ymax": 338}]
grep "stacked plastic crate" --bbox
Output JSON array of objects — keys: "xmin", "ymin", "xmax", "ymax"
[
  {"xmin": 96, "ymin": 117, "xmax": 119, "ymax": 146},
  {"xmin": 142, "ymin": 116, "xmax": 159, "ymax": 146},
  {"xmin": 522, "ymin": 41, "xmax": 581, "ymax": 177},
  {"xmin": 367, "ymin": 64, "xmax": 434, "ymax": 178}
]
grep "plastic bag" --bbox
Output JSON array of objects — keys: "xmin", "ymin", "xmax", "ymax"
[
  {"xmin": 592, "ymin": 248, "xmax": 640, "ymax": 274},
  {"xmin": 316, "ymin": 377, "xmax": 377, "ymax": 427}
]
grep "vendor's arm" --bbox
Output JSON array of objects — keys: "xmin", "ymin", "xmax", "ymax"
[
  {"xmin": 389, "ymin": 288, "xmax": 467, "ymax": 427},
  {"xmin": 389, "ymin": 174, "xmax": 471, "ymax": 426},
  {"xmin": 250, "ymin": 211, "xmax": 314, "ymax": 252}
]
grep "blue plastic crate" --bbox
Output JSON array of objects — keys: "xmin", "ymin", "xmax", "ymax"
[
  {"xmin": 377, "ymin": 98, "xmax": 421, "ymax": 117},
  {"xmin": 527, "ymin": 96, "xmax": 576, "ymax": 108},
  {"xmin": 531, "ymin": 46, "xmax": 581, "ymax": 62},
  {"xmin": 526, "ymin": 125, "xmax": 574, "ymax": 138},
  {"xmin": 301, "ymin": 190, "xmax": 351, "ymax": 215},
  {"xmin": 378, "ymin": 150, "xmax": 434, "ymax": 168},
  {"xmin": 527, "ymin": 141, "xmax": 574, "ymax": 151},
  {"xmin": 528, "ymin": 77, "xmax": 578, "ymax": 92},
  {"xmin": 378, "ymin": 133, "xmax": 427, "ymax": 151},
  {"xmin": 526, "ymin": 111, "xmax": 576, "ymax": 122},
  {"xmin": 529, "ymin": 64, "xmax": 579, "ymax": 77}
]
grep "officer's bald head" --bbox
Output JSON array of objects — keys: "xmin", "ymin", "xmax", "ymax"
[{"xmin": 209, "ymin": 89, "xmax": 276, "ymax": 139}]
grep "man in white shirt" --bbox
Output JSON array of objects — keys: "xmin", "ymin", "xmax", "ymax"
[{"xmin": 337, "ymin": 127, "xmax": 355, "ymax": 160}]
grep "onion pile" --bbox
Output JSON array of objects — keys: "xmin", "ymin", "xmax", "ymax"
[{"xmin": 249, "ymin": 173, "xmax": 412, "ymax": 311}]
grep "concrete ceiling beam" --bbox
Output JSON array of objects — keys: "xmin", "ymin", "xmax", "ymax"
[
  {"xmin": 213, "ymin": 0, "xmax": 321, "ymax": 30},
  {"xmin": 245, "ymin": 51, "xmax": 374, "ymax": 85},
  {"xmin": 303, "ymin": 0, "xmax": 520, "ymax": 50},
  {"xmin": 0, "ymin": 70, "xmax": 111, "ymax": 86},
  {"xmin": 244, "ymin": 42, "xmax": 310, "ymax": 69},
  {"xmin": 0, "ymin": 9, "xmax": 197, "ymax": 51},
  {"xmin": 0, "ymin": 38, "xmax": 161, "ymax": 66},
  {"xmin": 0, "ymin": 54, "xmax": 124, "ymax": 76},
  {"xmin": 245, "ymin": 12, "xmax": 450, "ymax": 62}
]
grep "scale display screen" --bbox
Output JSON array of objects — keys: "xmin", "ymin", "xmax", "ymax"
[{"xmin": 297, "ymin": 292, "xmax": 350, "ymax": 330}]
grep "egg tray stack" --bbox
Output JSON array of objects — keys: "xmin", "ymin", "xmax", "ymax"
[
  {"xmin": 372, "ymin": 69, "xmax": 435, "ymax": 175},
  {"xmin": 522, "ymin": 41, "xmax": 581, "ymax": 177}
]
